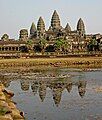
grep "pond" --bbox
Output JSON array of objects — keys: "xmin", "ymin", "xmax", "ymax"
[{"xmin": 0, "ymin": 68, "xmax": 102, "ymax": 120}]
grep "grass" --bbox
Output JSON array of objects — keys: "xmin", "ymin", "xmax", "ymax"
[{"xmin": 0, "ymin": 57, "xmax": 102, "ymax": 69}]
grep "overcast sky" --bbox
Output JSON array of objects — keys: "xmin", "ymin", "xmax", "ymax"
[{"xmin": 0, "ymin": 0, "xmax": 102, "ymax": 39}]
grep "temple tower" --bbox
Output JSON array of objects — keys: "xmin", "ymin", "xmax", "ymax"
[
  {"xmin": 1, "ymin": 34, "xmax": 9, "ymax": 41},
  {"xmin": 51, "ymin": 10, "xmax": 61, "ymax": 30},
  {"xmin": 30, "ymin": 22, "xmax": 36, "ymax": 35},
  {"xmin": 37, "ymin": 16, "xmax": 45, "ymax": 33},
  {"xmin": 77, "ymin": 18, "xmax": 85, "ymax": 37},
  {"xmin": 19, "ymin": 29, "xmax": 28, "ymax": 41},
  {"xmin": 65, "ymin": 23, "xmax": 71, "ymax": 32},
  {"xmin": 30, "ymin": 22, "xmax": 37, "ymax": 38}
]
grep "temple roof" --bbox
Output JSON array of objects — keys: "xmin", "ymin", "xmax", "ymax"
[
  {"xmin": 77, "ymin": 18, "xmax": 85, "ymax": 32},
  {"xmin": 37, "ymin": 16, "xmax": 45, "ymax": 32},
  {"xmin": 65, "ymin": 23, "xmax": 71, "ymax": 32},
  {"xmin": 51, "ymin": 10, "xmax": 61, "ymax": 29},
  {"xmin": 30, "ymin": 22, "xmax": 36, "ymax": 35}
]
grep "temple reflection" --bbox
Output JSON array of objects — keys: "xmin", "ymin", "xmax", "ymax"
[
  {"xmin": 31, "ymin": 81, "xmax": 39, "ymax": 95},
  {"xmin": 20, "ymin": 80, "xmax": 30, "ymax": 91},
  {"xmin": 50, "ymin": 79, "xmax": 65, "ymax": 106},
  {"xmin": 66, "ymin": 82, "xmax": 73, "ymax": 93},
  {"xmin": 0, "ymin": 74, "xmax": 87, "ymax": 107},
  {"xmin": 20, "ymin": 78, "xmax": 87, "ymax": 107},
  {"xmin": 39, "ymin": 81, "xmax": 47, "ymax": 102},
  {"xmin": 78, "ymin": 80, "xmax": 86, "ymax": 98}
]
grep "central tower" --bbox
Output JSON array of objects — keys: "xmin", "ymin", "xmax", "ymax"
[{"xmin": 51, "ymin": 10, "xmax": 61, "ymax": 30}]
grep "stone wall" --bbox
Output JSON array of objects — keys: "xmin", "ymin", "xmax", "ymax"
[{"xmin": 0, "ymin": 83, "xmax": 24, "ymax": 120}]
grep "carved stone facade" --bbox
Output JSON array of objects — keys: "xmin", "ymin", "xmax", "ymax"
[
  {"xmin": 29, "ymin": 10, "xmax": 87, "ymax": 52},
  {"xmin": 0, "ymin": 10, "xmax": 102, "ymax": 54},
  {"xmin": 19, "ymin": 29, "xmax": 28, "ymax": 41}
]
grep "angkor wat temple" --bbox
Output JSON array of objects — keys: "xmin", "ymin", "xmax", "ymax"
[{"xmin": 0, "ymin": 10, "xmax": 102, "ymax": 57}]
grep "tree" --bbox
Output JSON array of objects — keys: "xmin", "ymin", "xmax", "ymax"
[
  {"xmin": 87, "ymin": 38, "xmax": 100, "ymax": 52},
  {"xmin": 26, "ymin": 39, "xmax": 33, "ymax": 52},
  {"xmin": 38, "ymin": 38, "xmax": 47, "ymax": 55},
  {"xmin": 54, "ymin": 38, "xmax": 65, "ymax": 54},
  {"xmin": 62, "ymin": 41, "xmax": 71, "ymax": 54}
]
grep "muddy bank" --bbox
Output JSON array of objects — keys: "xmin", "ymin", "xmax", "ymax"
[
  {"xmin": 0, "ymin": 57, "xmax": 102, "ymax": 69},
  {"xmin": 0, "ymin": 83, "xmax": 24, "ymax": 120}
]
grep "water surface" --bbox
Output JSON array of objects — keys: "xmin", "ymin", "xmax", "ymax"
[{"xmin": 0, "ymin": 68, "xmax": 102, "ymax": 120}]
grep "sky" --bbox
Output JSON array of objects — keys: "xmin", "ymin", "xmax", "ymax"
[{"xmin": 0, "ymin": 0, "xmax": 102, "ymax": 39}]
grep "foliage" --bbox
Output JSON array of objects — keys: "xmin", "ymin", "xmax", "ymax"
[
  {"xmin": 39, "ymin": 38, "xmax": 47, "ymax": 49},
  {"xmin": 87, "ymin": 38, "xmax": 100, "ymax": 52},
  {"xmin": 25, "ymin": 39, "xmax": 34, "ymax": 52},
  {"xmin": 54, "ymin": 38, "xmax": 69, "ymax": 53},
  {"xmin": 54, "ymin": 38, "xmax": 65, "ymax": 49},
  {"xmin": 26, "ymin": 39, "xmax": 33, "ymax": 46},
  {"xmin": 37, "ymin": 38, "xmax": 47, "ymax": 54}
]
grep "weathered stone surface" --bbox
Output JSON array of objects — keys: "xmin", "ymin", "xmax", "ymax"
[
  {"xmin": 0, "ymin": 84, "xmax": 24, "ymax": 120},
  {"xmin": 0, "ymin": 92, "xmax": 6, "ymax": 101},
  {"xmin": 11, "ymin": 109, "xmax": 24, "ymax": 119},
  {"xmin": 51, "ymin": 10, "xmax": 61, "ymax": 29},
  {"xmin": 1, "ymin": 34, "xmax": 9, "ymax": 41},
  {"xmin": 3, "ymin": 89, "xmax": 14, "ymax": 98},
  {"xmin": 77, "ymin": 18, "xmax": 85, "ymax": 36},
  {"xmin": 37, "ymin": 16, "xmax": 45, "ymax": 32},
  {"xmin": 0, "ymin": 114, "xmax": 13, "ymax": 120},
  {"xmin": 19, "ymin": 29, "xmax": 28, "ymax": 41},
  {"xmin": 65, "ymin": 23, "xmax": 71, "ymax": 32},
  {"xmin": 30, "ymin": 22, "xmax": 36, "ymax": 35}
]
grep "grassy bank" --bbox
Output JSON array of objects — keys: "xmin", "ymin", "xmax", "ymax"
[{"xmin": 0, "ymin": 57, "xmax": 102, "ymax": 69}]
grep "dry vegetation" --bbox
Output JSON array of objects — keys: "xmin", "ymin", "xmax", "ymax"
[{"xmin": 0, "ymin": 57, "xmax": 102, "ymax": 68}]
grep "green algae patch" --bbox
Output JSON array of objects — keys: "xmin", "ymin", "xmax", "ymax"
[{"xmin": 0, "ymin": 107, "xmax": 9, "ymax": 116}]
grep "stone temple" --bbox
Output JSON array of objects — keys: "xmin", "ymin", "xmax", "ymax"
[
  {"xmin": 30, "ymin": 10, "xmax": 86, "ymax": 40},
  {"xmin": 0, "ymin": 10, "xmax": 102, "ymax": 55},
  {"xmin": 27, "ymin": 10, "xmax": 87, "ymax": 52}
]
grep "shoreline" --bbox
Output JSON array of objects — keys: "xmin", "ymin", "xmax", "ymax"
[
  {"xmin": 0, "ymin": 57, "xmax": 102, "ymax": 69},
  {"xmin": 0, "ymin": 84, "xmax": 24, "ymax": 120}
]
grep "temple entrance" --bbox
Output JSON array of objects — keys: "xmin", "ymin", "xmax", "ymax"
[
  {"xmin": 33, "ymin": 45, "xmax": 42, "ymax": 52},
  {"xmin": 45, "ymin": 45, "xmax": 55, "ymax": 52}
]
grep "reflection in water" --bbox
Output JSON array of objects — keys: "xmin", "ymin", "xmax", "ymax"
[
  {"xmin": 66, "ymin": 82, "xmax": 73, "ymax": 93},
  {"xmin": 0, "ymin": 69, "xmax": 102, "ymax": 120},
  {"xmin": 78, "ymin": 80, "xmax": 86, "ymax": 98},
  {"xmin": 50, "ymin": 79, "xmax": 65, "ymax": 106},
  {"xmin": 39, "ymin": 81, "xmax": 47, "ymax": 102},
  {"xmin": 21, "ymin": 80, "xmax": 30, "ymax": 91},
  {"xmin": 0, "ymin": 71, "xmax": 87, "ymax": 107},
  {"xmin": 0, "ymin": 75, "xmax": 11, "ymax": 88},
  {"xmin": 52, "ymin": 86, "xmax": 63, "ymax": 107},
  {"xmin": 31, "ymin": 81, "xmax": 39, "ymax": 95},
  {"xmin": 19, "ymin": 78, "xmax": 87, "ymax": 106}
]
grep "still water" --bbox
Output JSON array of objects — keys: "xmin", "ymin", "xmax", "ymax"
[{"xmin": 0, "ymin": 68, "xmax": 102, "ymax": 120}]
